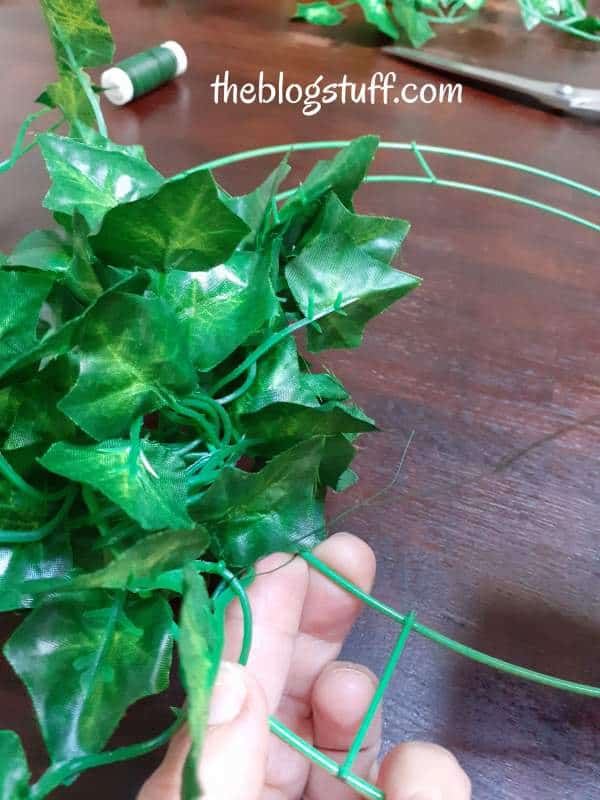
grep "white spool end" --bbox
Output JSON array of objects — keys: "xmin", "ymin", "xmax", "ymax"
[
  {"xmin": 101, "ymin": 67, "xmax": 135, "ymax": 106},
  {"xmin": 161, "ymin": 41, "xmax": 188, "ymax": 77}
]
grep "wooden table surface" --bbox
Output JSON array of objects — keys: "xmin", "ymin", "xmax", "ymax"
[{"xmin": 1, "ymin": 1, "xmax": 599, "ymax": 798}]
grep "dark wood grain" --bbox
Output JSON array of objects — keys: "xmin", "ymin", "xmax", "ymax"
[{"xmin": 0, "ymin": 1, "xmax": 599, "ymax": 797}]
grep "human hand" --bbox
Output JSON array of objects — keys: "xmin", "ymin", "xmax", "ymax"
[{"xmin": 138, "ymin": 532, "xmax": 471, "ymax": 800}]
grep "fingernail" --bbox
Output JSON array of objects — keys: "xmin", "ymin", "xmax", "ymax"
[
  {"xmin": 208, "ymin": 662, "xmax": 248, "ymax": 726},
  {"xmin": 407, "ymin": 793, "xmax": 437, "ymax": 800}
]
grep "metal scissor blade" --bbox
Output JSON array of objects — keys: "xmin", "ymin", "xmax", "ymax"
[{"xmin": 383, "ymin": 45, "xmax": 600, "ymax": 119}]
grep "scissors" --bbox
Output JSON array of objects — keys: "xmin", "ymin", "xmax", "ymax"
[{"xmin": 383, "ymin": 45, "xmax": 600, "ymax": 120}]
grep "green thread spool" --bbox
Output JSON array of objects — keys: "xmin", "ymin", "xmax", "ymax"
[{"xmin": 101, "ymin": 41, "xmax": 187, "ymax": 105}]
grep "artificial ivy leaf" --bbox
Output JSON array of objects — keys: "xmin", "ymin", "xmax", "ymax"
[
  {"xmin": 72, "ymin": 527, "xmax": 210, "ymax": 589},
  {"xmin": 0, "ymin": 528, "xmax": 72, "ymax": 612},
  {"xmin": 40, "ymin": 439, "xmax": 193, "ymax": 530},
  {"xmin": 391, "ymin": 0, "xmax": 435, "ymax": 47},
  {"xmin": 294, "ymin": 1, "xmax": 347, "ymax": 24},
  {"xmin": 0, "ymin": 270, "xmax": 148, "ymax": 383},
  {"xmin": 305, "ymin": 191, "xmax": 410, "ymax": 264},
  {"xmin": 179, "ymin": 566, "xmax": 224, "ymax": 800},
  {"xmin": 0, "ymin": 270, "xmax": 52, "ymax": 367},
  {"xmin": 320, "ymin": 434, "xmax": 358, "ymax": 490},
  {"xmin": 37, "ymin": 72, "xmax": 97, "ymax": 132},
  {"xmin": 359, "ymin": 0, "xmax": 401, "ymax": 38},
  {"xmin": 58, "ymin": 292, "xmax": 196, "ymax": 439},
  {"xmin": 154, "ymin": 245, "xmax": 279, "ymax": 372},
  {"xmin": 0, "ymin": 476, "xmax": 54, "ymax": 532},
  {"xmin": 90, "ymin": 171, "xmax": 250, "ymax": 272},
  {"xmin": 40, "ymin": 0, "xmax": 115, "ymax": 72},
  {"xmin": 280, "ymin": 135, "xmax": 379, "ymax": 221},
  {"xmin": 38, "ymin": 133, "xmax": 164, "ymax": 234},
  {"xmin": 242, "ymin": 401, "xmax": 376, "ymax": 451},
  {"xmin": 190, "ymin": 437, "xmax": 326, "ymax": 567},
  {"xmin": 4, "ymin": 590, "xmax": 173, "ymax": 762},
  {"xmin": 221, "ymin": 157, "xmax": 291, "ymax": 247},
  {"xmin": 0, "ymin": 731, "xmax": 30, "ymax": 800},
  {"xmin": 286, "ymin": 231, "xmax": 420, "ymax": 351},
  {"xmin": 232, "ymin": 337, "xmax": 320, "ymax": 415},
  {"xmin": 1, "ymin": 359, "xmax": 76, "ymax": 451},
  {"xmin": 7, "ymin": 229, "xmax": 71, "ymax": 273}
]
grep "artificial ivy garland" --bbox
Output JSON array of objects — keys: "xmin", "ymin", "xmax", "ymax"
[
  {"xmin": 293, "ymin": 0, "xmax": 600, "ymax": 48},
  {"xmin": 0, "ymin": 2, "xmax": 420, "ymax": 797}
]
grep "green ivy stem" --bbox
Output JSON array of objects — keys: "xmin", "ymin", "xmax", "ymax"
[
  {"xmin": 184, "ymin": 394, "xmax": 237, "ymax": 445},
  {"xmin": 28, "ymin": 563, "xmax": 253, "ymax": 800},
  {"xmin": 213, "ymin": 362, "xmax": 258, "ymax": 405},
  {"xmin": 0, "ymin": 486, "xmax": 77, "ymax": 544},
  {"xmin": 168, "ymin": 401, "xmax": 221, "ymax": 447},
  {"xmin": 28, "ymin": 714, "xmax": 186, "ymax": 800},
  {"xmin": 0, "ymin": 451, "xmax": 67, "ymax": 502},
  {"xmin": 0, "ymin": 108, "xmax": 54, "ymax": 173}
]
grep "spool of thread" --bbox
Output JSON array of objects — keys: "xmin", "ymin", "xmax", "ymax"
[{"xmin": 101, "ymin": 41, "xmax": 188, "ymax": 106}]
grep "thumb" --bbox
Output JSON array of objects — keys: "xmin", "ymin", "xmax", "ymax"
[
  {"xmin": 200, "ymin": 661, "xmax": 270, "ymax": 800},
  {"xmin": 137, "ymin": 662, "xmax": 269, "ymax": 800}
]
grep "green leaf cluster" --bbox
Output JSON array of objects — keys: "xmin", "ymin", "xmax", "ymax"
[
  {"xmin": 0, "ymin": 2, "xmax": 420, "ymax": 797},
  {"xmin": 293, "ymin": 0, "xmax": 600, "ymax": 45}
]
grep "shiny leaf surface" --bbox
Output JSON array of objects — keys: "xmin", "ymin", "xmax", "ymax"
[
  {"xmin": 40, "ymin": 0, "xmax": 114, "ymax": 71},
  {"xmin": 0, "ymin": 731, "xmax": 30, "ymax": 800},
  {"xmin": 179, "ymin": 567, "xmax": 223, "ymax": 799},
  {"xmin": 191, "ymin": 438, "xmax": 326, "ymax": 567},
  {"xmin": 39, "ymin": 133, "xmax": 164, "ymax": 234},
  {"xmin": 72, "ymin": 527, "xmax": 210, "ymax": 590},
  {"xmin": 90, "ymin": 171, "xmax": 250, "ymax": 271},
  {"xmin": 40, "ymin": 439, "xmax": 193, "ymax": 530},
  {"xmin": 4, "ymin": 590, "xmax": 173, "ymax": 762},
  {"xmin": 58, "ymin": 292, "xmax": 196, "ymax": 439},
  {"xmin": 154, "ymin": 246, "xmax": 279, "ymax": 372}
]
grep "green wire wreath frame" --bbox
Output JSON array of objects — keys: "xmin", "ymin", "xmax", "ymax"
[
  {"xmin": 196, "ymin": 140, "xmax": 600, "ymax": 800},
  {"xmin": 5, "ymin": 139, "xmax": 600, "ymax": 798}
]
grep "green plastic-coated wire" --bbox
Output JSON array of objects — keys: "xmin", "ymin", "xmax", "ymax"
[
  {"xmin": 301, "ymin": 551, "xmax": 600, "ymax": 698},
  {"xmin": 339, "ymin": 611, "xmax": 417, "ymax": 779}
]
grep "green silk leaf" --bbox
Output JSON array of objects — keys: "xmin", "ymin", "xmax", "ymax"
[
  {"xmin": 4, "ymin": 590, "xmax": 173, "ymax": 762},
  {"xmin": 359, "ymin": 0, "xmax": 401, "ymax": 37},
  {"xmin": 241, "ymin": 401, "xmax": 376, "ymax": 451},
  {"xmin": 221, "ymin": 157, "xmax": 291, "ymax": 247},
  {"xmin": 0, "ymin": 528, "xmax": 72, "ymax": 612},
  {"xmin": 0, "ymin": 270, "xmax": 53, "ymax": 367},
  {"xmin": 0, "ymin": 270, "xmax": 148, "ymax": 383},
  {"xmin": 232, "ymin": 337, "xmax": 320, "ymax": 415},
  {"xmin": 391, "ymin": 0, "xmax": 435, "ymax": 47},
  {"xmin": 57, "ymin": 292, "xmax": 196, "ymax": 439},
  {"xmin": 154, "ymin": 245, "xmax": 279, "ymax": 372},
  {"xmin": 179, "ymin": 566, "xmax": 224, "ymax": 799},
  {"xmin": 40, "ymin": 439, "xmax": 194, "ymax": 530},
  {"xmin": 191, "ymin": 438, "xmax": 326, "ymax": 567},
  {"xmin": 280, "ymin": 135, "xmax": 379, "ymax": 220},
  {"xmin": 38, "ymin": 133, "xmax": 164, "ymax": 234},
  {"xmin": 90, "ymin": 171, "xmax": 250, "ymax": 272},
  {"xmin": 0, "ymin": 731, "xmax": 30, "ymax": 800},
  {"xmin": 1, "ymin": 360, "xmax": 76, "ymax": 451},
  {"xmin": 286, "ymin": 231, "xmax": 420, "ymax": 351},
  {"xmin": 71, "ymin": 527, "xmax": 210, "ymax": 590},
  {"xmin": 37, "ymin": 72, "xmax": 98, "ymax": 132},
  {"xmin": 294, "ymin": 2, "xmax": 347, "ymax": 24},
  {"xmin": 307, "ymin": 191, "xmax": 410, "ymax": 264},
  {"xmin": 39, "ymin": 0, "xmax": 115, "ymax": 72},
  {"xmin": 7, "ymin": 229, "xmax": 71, "ymax": 273}
]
